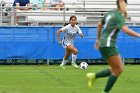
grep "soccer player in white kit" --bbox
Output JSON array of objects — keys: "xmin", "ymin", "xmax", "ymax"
[{"xmin": 57, "ymin": 15, "xmax": 84, "ymax": 69}]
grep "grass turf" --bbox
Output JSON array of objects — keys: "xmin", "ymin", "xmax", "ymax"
[{"xmin": 0, "ymin": 65, "xmax": 139, "ymax": 93}]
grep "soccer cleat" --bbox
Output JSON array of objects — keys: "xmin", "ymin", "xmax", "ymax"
[
  {"xmin": 86, "ymin": 73, "xmax": 96, "ymax": 89},
  {"xmin": 60, "ymin": 64, "xmax": 66, "ymax": 69},
  {"xmin": 71, "ymin": 62, "xmax": 79, "ymax": 68}
]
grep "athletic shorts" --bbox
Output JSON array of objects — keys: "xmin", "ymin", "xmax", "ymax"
[
  {"xmin": 99, "ymin": 47, "xmax": 119, "ymax": 59},
  {"xmin": 62, "ymin": 40, "xmax": 73, "ymax": 49}
]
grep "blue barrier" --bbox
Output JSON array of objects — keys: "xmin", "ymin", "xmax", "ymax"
[{"xmin": 0, "ymin": 26, "xmax": 140, "ymax": 59}]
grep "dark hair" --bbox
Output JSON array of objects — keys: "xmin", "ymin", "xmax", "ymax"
[
  {"xmin": 69, "ymin": 15, "xmax": 77, "ymax": 21},
  {"xmin": 64, "ymin": 23, "xmax": 69, "ymax": 26}
]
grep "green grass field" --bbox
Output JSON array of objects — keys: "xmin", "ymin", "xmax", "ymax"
[{"xmin": 0, "ymin": 65, "xmax": 139, "ymax": 93}]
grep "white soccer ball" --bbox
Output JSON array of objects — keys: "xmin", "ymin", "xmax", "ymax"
[{"xmin": 80, "ymin": 62, "xmax": 88, "ymax": 70}]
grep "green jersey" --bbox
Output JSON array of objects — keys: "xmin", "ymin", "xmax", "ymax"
[{"xmin": 99, "ymin": 10, "xmax": 126, "ymax": 47}]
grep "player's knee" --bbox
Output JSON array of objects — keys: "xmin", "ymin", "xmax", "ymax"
[
  {"xmin": 115, "ymin": 67, "xmax": 124, "ymax": 76},
  {"xmin": 73, "ymin": 49, "xmax": 78, "ymax": 55},
  {"xmin": 118, "ymin": 67, "xmax": 124, "ymax": 74},
  {"xmin": 76, "ymin": 49, "xmax": 78, "ymax": 54}
]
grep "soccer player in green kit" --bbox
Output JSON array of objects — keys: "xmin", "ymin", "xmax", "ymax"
[{"xmin": 86, "ymin": 0, "xmax": 140, "ymax": 93}]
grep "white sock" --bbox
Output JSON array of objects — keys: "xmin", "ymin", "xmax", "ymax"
[
  {"xmin": 72, "ymin": 54, "xmax": 77, "ymax": 63},
  {"xmin": 60, "ymin": 58, "xmax": 67, "ymax": 66}
]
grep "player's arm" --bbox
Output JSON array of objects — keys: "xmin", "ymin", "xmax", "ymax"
[
  {"xmin": 95, "ymin": 21, "xmax": 102, "ymax": 49},
  {"xmin": 57, "ymin": 25, "xmax": 68, "ymax": 44},
  {"xmin": 77, "ymin": 26, "xmax": 84, "ymax": 38},
  {"xmin": 79, "ymin": 31, "xmax": 84, "ymax": 38},
  {"xmin": 122, "ymin": 25, "xmax": 140, "ymax": 38},
  {"xmin": 97, "ymin": 21, "xmax": 102, "ymax": 40},
  {"xmin": 56, "ymin": 29, "xmax": 62, "ymax": 45},
  {"xmin": 96, "ymin": 13, "xmax": 106, "ymax": 41},
  {"xmin": 79, "ymin": 33, "xmax": 84, "ymax": 38}
]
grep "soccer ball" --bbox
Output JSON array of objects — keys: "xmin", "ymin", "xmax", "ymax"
[{"xmin": 80, "ymin": 62, "xmax": 88, "ymax": 70}]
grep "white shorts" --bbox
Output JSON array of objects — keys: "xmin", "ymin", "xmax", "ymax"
[{"xmin": 62, "ymin": 40, "xmax": 73, "ymax": 49}]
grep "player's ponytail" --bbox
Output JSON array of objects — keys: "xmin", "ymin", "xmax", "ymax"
[{"xmin": 117, "ymin": 0, "xmax": 128, "ymax": 19}]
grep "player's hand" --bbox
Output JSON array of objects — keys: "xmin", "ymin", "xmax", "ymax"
[
  {"xmin": 80, "ymin": 33, "xmax": 84, "ymax": 38},
  {"xmin": 58, "ymin": 41, "xmax": 62, "ymax": 45},
  {"xmin": 94, "ymin": 40, "xmax": 100, "ymax": 50}
]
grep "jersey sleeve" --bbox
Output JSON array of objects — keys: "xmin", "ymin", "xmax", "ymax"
[
  {"xmin": 76, "ymin": 25, "xmax": 82, "ymax": 34},
  {"xmin": 117, "ymin": 16, "xmax": 126, "ymax": 29},
  {"xmin": 61, "ymin": 24, "xmax": 69, "ymax": 32}
]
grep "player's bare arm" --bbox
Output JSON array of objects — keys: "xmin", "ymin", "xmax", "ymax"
[
  {"xmin": 57, "ymin": 29, "xmax": 62, "ymax": 44},
  {"xmin": 79, "ymin": 33, "xmax": 84, "ymax": 38},
  {"xmin": 95, "ymin": 21, "xmax": 102, "ymax": 49},
  {"xmin": 122, "ymin": 25, "xmax": 140, "ymax": 38}
]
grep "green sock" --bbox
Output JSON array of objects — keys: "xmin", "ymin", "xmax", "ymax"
[
  {"xmin": 104, "ymin": 75, "xmax": 118, "ymax": 92},
  {"xmin": 96, "ymin": 68, "xmax": 111, "ymax": 79}
]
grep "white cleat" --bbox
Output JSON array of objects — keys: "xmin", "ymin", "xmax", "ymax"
[{"xmin": 71, "ymin": 62, "xmax": 79, "ymax": 68}]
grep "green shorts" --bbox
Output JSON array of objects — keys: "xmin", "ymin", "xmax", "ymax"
[{"xmin": 99, "ymin": 47, "xmax": 119, "ymax": 59}]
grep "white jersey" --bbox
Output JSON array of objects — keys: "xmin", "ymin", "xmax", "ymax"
[{"xmin": 61, "ymin": 24, "xmax": 82, "ymax": 48}]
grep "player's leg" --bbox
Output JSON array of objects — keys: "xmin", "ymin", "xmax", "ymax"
[
  {"xmin": 103, "ymin": 54, "xmax": 124, "ymax": 93},
  {"xmin": 86, "ymin": 67, "xmax": 111, "ymax": 89},
  {"xmin": 60, "ymin": 49, "xmax": 71, "ymax": 69},
  {"xmin": 86, "ymin": 47, "xmax": 112, "ymax": 89},
  {"xmin": 87, "ymin": 47, "xmax": 120, "ymax": 80},
  {"xmin": 67, "ymin": 44, "xmax": 79, "ymax": 68}
]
